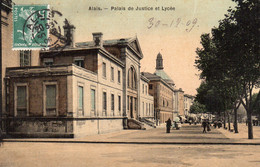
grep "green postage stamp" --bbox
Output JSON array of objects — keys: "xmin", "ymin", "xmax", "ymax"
[{"xmin": 13, "ymin": 5, "xmax": 49, "ymax": 50}]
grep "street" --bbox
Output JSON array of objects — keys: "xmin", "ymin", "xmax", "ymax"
[{"xmin": 1, "ymin": 124, "xmax": 260, "ymax": 167}]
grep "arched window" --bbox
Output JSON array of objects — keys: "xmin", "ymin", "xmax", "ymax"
[
  {"xmin": 163, "ymin": 99, "xmax": 165, "ymax": 107},
  {"xmin": 128, "ymin": 66, "xmax": 137, "ymax": 89}
]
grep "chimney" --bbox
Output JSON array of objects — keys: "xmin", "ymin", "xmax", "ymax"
[
  {"xmin": 63, "ymin": 19, "xmax": 75, "ymax": 47},
  {"xmin": 92, "ymin": 32, "xmax": 103, "ymax": 47}
]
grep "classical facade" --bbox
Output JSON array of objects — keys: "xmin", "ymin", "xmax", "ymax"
[{"xmin": 4, "ymin": 17, "xmax": 156, "ymax": 137}]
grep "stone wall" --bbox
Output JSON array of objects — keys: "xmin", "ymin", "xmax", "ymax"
[
  {"xmin": 73, "ymin": 118, "xmax": 123, "ymax": 138},
  {"xmin": 5, "ymin": 118, "xmax": 73, "ymax": 138}
]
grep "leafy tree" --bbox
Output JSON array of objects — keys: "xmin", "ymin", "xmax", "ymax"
[
  {"xmin": 252, "ymin": 92, "xmax": 260, "ymax": 116},
  {"xmin": 190, "ymin": 101, "xmax": 206, "ymax": 114},
  {"xmin": 195, "ymin": 0, "xmax": 259, "ymax": 139}
]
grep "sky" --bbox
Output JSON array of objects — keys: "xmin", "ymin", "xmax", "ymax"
[{"xmin": 14, "ymin": 0, "xmax": 236, "ymax": 95}]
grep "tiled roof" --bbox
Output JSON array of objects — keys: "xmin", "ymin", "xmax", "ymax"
[{"xmin": 154, "ymin": 69, "xmax": 175, "ymax": 85}]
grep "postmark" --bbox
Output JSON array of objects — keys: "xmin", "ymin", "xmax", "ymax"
[{"xmin": 13, "ymin": 5, "xmax": 71, "ymax": 51}]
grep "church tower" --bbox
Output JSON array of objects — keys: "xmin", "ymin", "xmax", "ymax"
[{"xmin": 156, "ymin": 52, "xmax": 164, "ymax": 70}]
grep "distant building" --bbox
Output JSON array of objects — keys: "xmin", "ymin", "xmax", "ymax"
[
  {"xmin": 140, "ymin": 75, "xmax": 154, "ymax": 121},
  {"xmin": 143, "ymin": 53, "xmax": 177, "ymax": 124},
  {"xmin": 142, "ymin": 72, "xmax": 174, "ymax": 125},
  {"xmin": 174, "ymin": 88, "xmax": 184, "ymax": 117},
  {"xmin": 184, "ymin": 94, "xmax": 194, "ymax": 116}
]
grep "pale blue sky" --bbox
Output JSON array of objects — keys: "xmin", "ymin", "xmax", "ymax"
[{"xmin": 14, "ymin": 0, "xmax": 236, "ymax": 95}]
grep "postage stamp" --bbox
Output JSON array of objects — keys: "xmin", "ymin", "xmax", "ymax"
[
  {"xmin": 12, "ymin": 5, "xmax": 70, "ymax": 51},
  {"xmin": 13, "ymin": 5, "xmax": 49, "ymax": 49}
]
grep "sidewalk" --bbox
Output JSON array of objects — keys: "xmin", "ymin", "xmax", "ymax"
[
  {"xmin": 216, "ymin": 123, "xmax": 260, "ymax": 144},
  {"xmin": 3, "ymin": 124, "xmax": 260, "ymax": 145}
]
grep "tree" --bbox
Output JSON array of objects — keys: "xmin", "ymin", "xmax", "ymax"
[
  {"xmin": 190, "ymin": 101, "xmax": 206, "ymax": 114},
  {"xmin": 196, "ymin": 0, "xmax": 260, "ymax": 139},
  {"xmin": 252, "ymin": 92, "xmax": 260, "ymax": 117},
  {"xmin": 224, "ymin": 0, "xmax": 260, "ymax": 139}
]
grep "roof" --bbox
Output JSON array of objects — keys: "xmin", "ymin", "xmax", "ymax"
[
  {"xmin": 154, "ymin": 69, "xmax": 175, "ymax": 86},
  {"xmin": 76, "ymin": 36, "xmax": 143, "ymax": 59},
  {"xmin": 76, "ymin": 38, "xmax": 132, "ymax": 48},
  {"xmin": 142, "ymin": 72, "xmax": 175, "ymax": 91},
  {"xmin": 142, "ymin": 72, "xmax": 161, "ymax": 80},
  {"xmin": 140, "ymin": 74, "xmax": 150, "ymax": 83}
]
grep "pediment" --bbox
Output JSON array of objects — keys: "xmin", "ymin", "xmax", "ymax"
[{"xmin": 128, "ymin": 38, "xmax": 143, "ymax": 57}]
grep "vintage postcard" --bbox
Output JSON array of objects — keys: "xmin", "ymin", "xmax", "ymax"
[{"xmin": 1, "ymin": 0, "xmax": 259, "ymax": 166}]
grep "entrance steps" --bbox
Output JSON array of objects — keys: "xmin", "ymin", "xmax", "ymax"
[
  {"xmin": 139, "ymin": 118, "xmax": 156, "ymax": 128},
  {"xmin": 127, "ymin": 119, "xmax": 146, "ymax": 130}
]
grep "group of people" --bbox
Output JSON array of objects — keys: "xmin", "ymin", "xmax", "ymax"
[
  {"xmin": 165, "ymin": 118, "xmax": 180, "ymax": 133},
  {"xmin": 165, "ymin": 118, "xmax": 224, "ymax": 134}
]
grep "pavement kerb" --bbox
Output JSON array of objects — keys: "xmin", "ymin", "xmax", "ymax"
[{"xmin": 2, "ymin": 139, "xmax": 260, "ymax": 145}]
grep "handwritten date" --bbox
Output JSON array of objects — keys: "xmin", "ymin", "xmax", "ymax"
[{"xmin": 147, "ymin": 17, "xmax": 198, "ymax": 32}]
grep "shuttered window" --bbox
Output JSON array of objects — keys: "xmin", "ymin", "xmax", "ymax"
[
  {"xmin": 91, "ymin": 89, "xmax": 95, "ymax": 111},
  {"xmin": 46, "ymin": 85, "xmax": 56, "ymax": 116},
  {"xmin": 17, "ymin": 86, "xmax": 27, "ymax": 116}
]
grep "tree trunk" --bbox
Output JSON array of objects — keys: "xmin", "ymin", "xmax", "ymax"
[
  {"xmin": 228, "ymin": 111, "xmax": 231, "ymax": 131},
  {"xmin": 223, "ymin": 110, "xmax": 226, "ymax": 129},
  {"xmin": 247, "ymin": 111, "xmax": 253, "ymax": 139},
  {"xmin": 234, "ymin": 108, "xmax": 238, "ymax": 133}
]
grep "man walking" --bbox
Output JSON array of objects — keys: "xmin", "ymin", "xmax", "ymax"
[
  {"xmin": 166, "ymin": 118, "xmax": 172, "ymax": 133},
  {"xmin": 202, "ymin": 121, "xmax": 207, "ymax": 133}
]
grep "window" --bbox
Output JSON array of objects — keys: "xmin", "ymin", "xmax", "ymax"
[
  {"xmin": 149, "ymin": 84, "xmax": 153, "ymax": 89},
  {"xmin": 16, "ymin": 85, "xmax": 27, "ymax": 116},
  {"xmin": 111, "ymin": 94, "xmax": 114, "ymax": 111},
  {"xmin": 102, "ymin": 62, "xmax": 106, "ymax": 78},
  {"xmin": 103, "ymin": 92, "xmax": 107, "ymax": 115},
  {"xmin": 142, "ymin": 102, "xmax": 144, "ymax": 116},
  {"xmin": 142, "ymin": 84, "xmax": 144, "ymax": 94},
  {"xmin": 20, "ymin": 51, "xmax": 31, "ymax": 67},
  {"xmin": 74, "ymin": 59, "xmax": 84, "ymax": 68},
  {"xmin": 111, "ymin": 67, "xmax": 114, "ymax": 81},
  {"xmin": 127, "ymin": 96, "xmax": 129, "ymax": 110},
  {"xmin": 91, "ymin": 89, "xmax": 96, "ymax": 112},
  {"xmin": 43, "ymin": 58, "xmax": 53, "ymax": 66},
  {"xmin": 118, "ymin": 70, "xmax": 121, "ymax": 83},
  {"xmin": 128, "ymin": 67, "xmax": 137, "ymax": 89},
  {"xmin": 146, "ymin": 103, "xmax": 148, "ymax": 115},
  {"xmin": 118, "ymin": 95, "xmax": 121, "ymax": 114},
  {"xmin": 145, "ymin": 85, "xmax": 147, "ymax": 95},
  {"xmin": 78, "ymin": 86, "xmax": 84, "ymax": 116},
  {"xmin": 45, "ymin": 84, "xmax": 57, "ymax": 116}
]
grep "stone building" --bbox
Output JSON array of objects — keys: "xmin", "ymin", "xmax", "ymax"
[
  {"xmin": 184, "ymin": 94, "xmax": 194, "ymax": 116},
  {"xmin": 139, "ymin": 74, "xmax": 154, "ymax": 121},
  {"xmin": 1, "ymin": 0, "xmax": 40, "ymax": 130},
  {"xmin": 4, "ymin": 23, "xmax": 155, "ymax": 137},
  {"xmin": 143, "ymin": 53, "xmax": 194, "ymax": 124},
  {"xmin": 174, "ymin": 88, "xmax": 185, "ymax": 121},
  {"xmin": 142, "ymin": 72, "xmax": 174, "ymax": 125},
  {"xmin": 142, "ymin": 53, "xmax": 177, "ymax": 124}
]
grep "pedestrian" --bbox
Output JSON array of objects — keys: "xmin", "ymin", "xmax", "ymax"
[
  {"xmin": 217, "ymin": 120, "xmax": 222, "ymax": 128},
  {"xmin": 207, "ymin": 121, "xmax": 211, "ymax": 132},
  {"xmin": 166, "ymin": 118, "xmax": 172, "ymax": 133},
  {"xmin": 202, "ymin": 121, "xmax": 207, "ymax": 133},
  {"xmin": 213, "ymin": 121, "xmax": 217, "ymax": 128}
]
